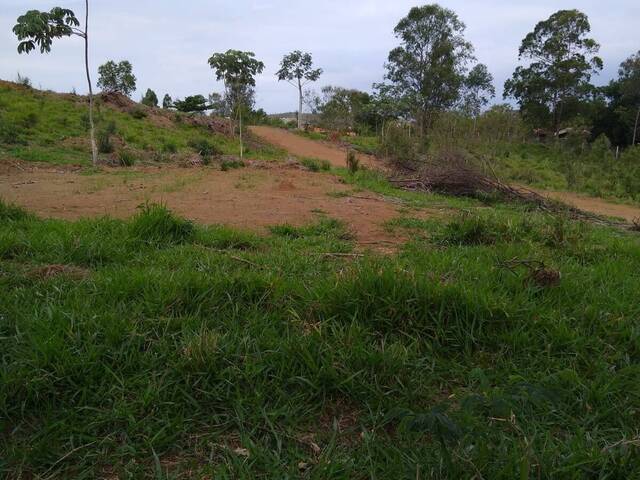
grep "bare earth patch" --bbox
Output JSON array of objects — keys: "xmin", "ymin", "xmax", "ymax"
[
  {"xmin": 0, "ymin": 161, "xmax": 422, "ymax": 250},
  {"xmin": 249, "ymin": 126, "xmax": 380, "ymax": 169}
]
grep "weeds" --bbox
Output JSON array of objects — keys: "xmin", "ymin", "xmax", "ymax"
[
  {"xmin": 129, "ymin": 203, "xmax": 195, "ymax": 245},
  {"xmin": 300, "ymin": 157, "xmax": 331, "ymax": 172},
  {"xmin": 346, "ymin": 149, "xmax": 359, "ymax": 173}
]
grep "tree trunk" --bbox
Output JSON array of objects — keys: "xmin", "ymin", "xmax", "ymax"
[
  {"xmin": 297, "ymin": 78, "xmax": 303, "ymax": 130},
  {"xmin": 633, "ymin": 106, "xmax": 640, "ymax": 147},
  {"xmin": 239, "ymin": 106, "xmax": 243, "ymax": 160},
  {"xmin": 84, "ymin": 0, "xmax": 97, "ymax": 166}
]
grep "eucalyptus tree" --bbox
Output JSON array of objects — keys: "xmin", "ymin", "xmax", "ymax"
[
  {"xmin": 378, "ymin": 4, "xmax": 479, "ymax": 135},
  {"xmin": 617, "ymin": 52, "xmax": 640, "ymax": 146},
  {"xmin": 142, "ymin": 89, "xmax": 159, "ymax": 108},
  {"xmin": 277, "ymin": 51, "xmax": 323, "ymax": 129},
  {"xmin": 162, "ymin": 94, "xmax": 173, "ymax": 109},
  {"xmin": 208, "ymin": 50, "xmax": 265, "ymax": 159},
  {"xmin": 504, "ymin": 10, "xmax": 602, "ymax": 132},
  {"xmin": 13, "ymin": 1, "xmax": 98, "ymax": 165}
]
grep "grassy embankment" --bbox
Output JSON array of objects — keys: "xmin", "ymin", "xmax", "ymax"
[{"xmin": 0, "ymin": 81, "xmax": 286, "ymax": 166}]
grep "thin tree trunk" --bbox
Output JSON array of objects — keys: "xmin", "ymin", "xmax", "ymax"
[
  {"xmin": 84, "ymin": 0, "xmax": 97, "ymax": 166},
  {"xmin": 239, "ymin": 106, "xmax": 243, "ymax": 160},
  {"xmin": 633, "ymin": 106, "xmax": 640, "ymax": 147},
  {"xmin": 297, "ymin": 78, "xmax": 303, "ymax": 130}
]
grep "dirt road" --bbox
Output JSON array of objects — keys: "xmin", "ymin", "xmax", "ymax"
[
  {"xmin": 250, "ymin": 126, "xmax": 380, "ymax": 169},
  {"xmin": 250, "ymin": 127, "xmax": 640, "ymax": 223}
]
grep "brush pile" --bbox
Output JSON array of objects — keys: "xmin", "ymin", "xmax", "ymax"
[{"xmin": 390, "ymin": 151, "xmax": 633, "ymax": 229}]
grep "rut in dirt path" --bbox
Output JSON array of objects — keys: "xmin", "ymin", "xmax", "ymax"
[{"xmin": 249, "ymin": 126, "xmax": 380, "ymax": 169}]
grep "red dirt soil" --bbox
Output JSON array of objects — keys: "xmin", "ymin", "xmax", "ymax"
[
  {"xmin": 250, "ymin": 126, "xmax": 380, "ymax": 169},
  {"xmin": 0, "ymin": 162, "xmax": 421, "ymax": 250}
]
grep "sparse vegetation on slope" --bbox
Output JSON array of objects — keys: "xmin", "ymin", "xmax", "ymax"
[{"xmin": 0, "ymin": 81, "xmax": 286, "ymax": 166}]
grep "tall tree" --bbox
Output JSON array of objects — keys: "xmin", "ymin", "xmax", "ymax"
[
  {"xmin": 208, "ymin": 50, "xmax": 265, "ymax": 159},
  {"xmin": 162, "ymin": 94, "xmax": 173, "ymax": 109},
  {"xmin": 379, "ymin": 4, "xmax": 476, "ymax": 135},
  {"xmin": 141, "ymin": 88, "xmax": 158, "ymax": 107},
  {"xmin": 618, "ymin": 51, "xmax": 640, "ymax": 146},
  {"xmin": 504, "ymin": 9, "xmax": 603, "ymax": 133},
  {"xmin": 461, "ymin": 64, "xmax": 495, "ymax": 119},
  {"xmin": 13, "ymin": 2, "xmax": 98, "ymax": 165},
  {"xmin": 276, "ymin": 51, "xmax": 323, "ymax": 129},
  {"xmin": 98, "ymin": 60, "xmax": 137, "ymax": 96}
]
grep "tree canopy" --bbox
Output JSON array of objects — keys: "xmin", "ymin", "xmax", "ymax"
[
  {"xmin": 141, "ymin": 88, "xmax": 158, "ymax": 107},
  {"xmin": 378, "ymin": 4, "xmax": 482, "ymax": 134},
  {"xmin": 504, "ymin": 9, "xmax": 603, "ymax": 132},
  {"xmin": 97, "ymin": 60, "xmax": 137, "ymax": 97},
  {"xmin": 13, "ymin": 8, "xmax": 82, "ymax": 54},
  {"xmin": 277, "ymin": 51, "xmax": 322, "ymax": 129}
]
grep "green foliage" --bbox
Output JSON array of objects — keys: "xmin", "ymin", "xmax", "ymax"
[
  {"xmin": 188, "ymin": 138, "xmax": 222, "ymax": 158},
  {"xmin": 13, "ymin": 7, "xmax": 80, "ymax": 54},
  {"xmin": 117, "ymin": 148, "xmax": 137, "ymax": 167},
  {"xmin": 141, "ymin": 88, "xmax": 158, "ymax": 108},
  {"xmin": 300, "ymin": 157, "xmax": 331, "ymax": 172},
  {"xmin": 504, "ymin": 9, "xmax": 602, "ymax": 131},
  {"xmin": 2, "ymin": 200, "xmax": 640, "ymax": 477},
  {"xmin": 130, "ymin": 203, "xmax": 195, "ymax": 245},
  {"xmin": 129, "ymin": 107, "xmax": 147, "ymax": 119},
  {"xmin": 97, "ymin": 60, "xmax": 137, "ymax": 97},
  {"xmin": 97, "ymin": 120, "xmax": 116, "ymax": 154},
  {"xmin": 220, "ymin": 159, "xmax": 245, "ymax": 171},
  {"xmin": 0, "ymin": 199, "xmax": 31, "ymax": 222},
  {"xmin": 162, "ymin": 93, "xmax": 173, "ymax": 109},
  {"xmin": 378, "ymin": 4, "xmax": 484, "ymax": 133},
  {"xmin": 380, "ymin": 121, "xmax": 419, "ymax": 168},
  {"xmin": 173, "ymin": 95, "xmax": 209, "ymax": 113}
]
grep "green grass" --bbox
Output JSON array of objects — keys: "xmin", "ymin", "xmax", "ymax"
[
  {"xmin": 2, "ymin": 196, "xmax": 640, "ymax": 478},
  {"xmin": 0, "ymin": 81, "xmax": 287, "ymax": 165}
]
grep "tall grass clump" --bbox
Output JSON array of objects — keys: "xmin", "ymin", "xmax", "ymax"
[
  {"xmin": 0, "ymin": 199, "xmax": 31, "ymax": 222},
  {"xmin": 346, "ymin": 149, "xmax": 360, "ymax": 173},
  {"xmin": 129, "ymin": 203, "xmax": 195, "ymax": 245}
]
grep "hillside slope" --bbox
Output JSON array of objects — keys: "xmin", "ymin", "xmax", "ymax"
[{"xmin": 0, "ymin": 80, "xmax": 285, "ymax": 166}]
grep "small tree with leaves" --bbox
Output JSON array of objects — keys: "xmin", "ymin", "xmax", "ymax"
[
  {"xmin": 277, "ymin": 51, "xmax": 323, "ymax": 129},
  {"xmin": 13, "ymin": 2, "xmax": 98, "ymax": 165},
  {"xmin": 617, "ymin": 52, "xmax": 640, "ymax": 146},
  {"xmin": 208, "ymin": 50, "xmax": 265, "ymax": 159},
  {"xmin": 141, "ymin": 89, "xmax": 158, "ymax": 107},
  {"xmin": 98, "ymin": 60, "xmax": 136, "ymax": 96}
]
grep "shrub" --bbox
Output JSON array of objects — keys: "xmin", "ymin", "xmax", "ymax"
[
  {"xmin": 300, "ymin": 158, "xmax": 331, "ymax": 172},
  {"xmin": 130, "ymin": 108, "xmax": 147, "ymax": 119},
  {"xmin": 188, "ymin": 138, "xmax": 222, "ymax": 158},
  {"xmin": 380, "ymin": 122, "xmax": 419, "ymax": 168},
  {"xmin": 0, "ymin": 199, "xmax": 31, "ymax": 222},
  {"xmin": 98, "ymin": 120, "xmax": 117, "ymax": 154},
  {"xmin": 16, "ymin": 73, "xmax": 32, "ymax": 88},
  {"xmin": 130, "ymin": 203, "xmax": 195, "ymax": 245},
  {"xmin": 221, "ymin": 159, "xmax": 245, "ymax": 171},
  {"xmin": 117, "ymin": 149, "xmax": 137, "ymax": 167},
  {"xmin": 21, "ymin": 112, "xmax": 39, "ymax": 130},
  {"xmin": 346, "ymin": 150, "xmax": 359, "ymax": 174},
  {"xmin": 436, "ymin": 212, "xmax": 512, "ymax": 246},
  {"xmin": 162, "ymin": 140, "xmax": 178, "ymax": 154}
]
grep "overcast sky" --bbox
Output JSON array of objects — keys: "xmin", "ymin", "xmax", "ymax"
[{"xmin": 1, "ymin": 1, "xmax": 638, "ymax": 113}]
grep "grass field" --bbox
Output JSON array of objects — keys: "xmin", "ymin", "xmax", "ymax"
[{"xmin": 2, "ymin": 190, "xmax": 640, "ymax": 478}]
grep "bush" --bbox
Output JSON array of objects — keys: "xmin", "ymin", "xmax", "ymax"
[
  {"xmin": 0, "ymin": 199, "xmax": 31, "ymax": 222},
  {"xmin": 346, "ymin": 150, "xmax": 359, "ymax": 174},
  {"xmin": 16, "ymin": 73, "xmax": 32, "ymax": 88},
  {"xmin": 98, "ymin": 120, "xmax": 117, "ymax": 154},
  {"xmin": 188, "ymin": 138, "xmax": 222, "ymax": 158},
  {"xmin": 117, "ymin": 149, "xmax": 137, "ymax": 167},
  {"xmin": 221, "ymin": 159, "xmax": 245, "ymax": 171},
  {"xmin": 130, "ymin": 108, "xmax": 147, "ymax": 119},
  {"xmin": 130, "ymin": 203, "xmax": 195, "ymax": 245},
  {"xmin": 162, "ymin": 140, "xmax": 178, "ymax": 154},
  {"xmin": 300, "ymin": 158, "xmax": 331, "ymax": 172},
  {"xmin": 21, "ymin": 112, "xmax": 39, "ymax": 130},
  {"xmin": 380, "ymin": 122, "xmax": 419, "ymax": 168}
]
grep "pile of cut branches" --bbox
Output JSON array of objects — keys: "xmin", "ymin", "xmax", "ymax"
[{"xmin": 390, "ymin": 151, "xmax": 633, "ymax": 229}]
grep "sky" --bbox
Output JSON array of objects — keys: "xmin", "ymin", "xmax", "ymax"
[{"xmin": 1, "ymin": 1, "xmax": 638, "ymax": 113}]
